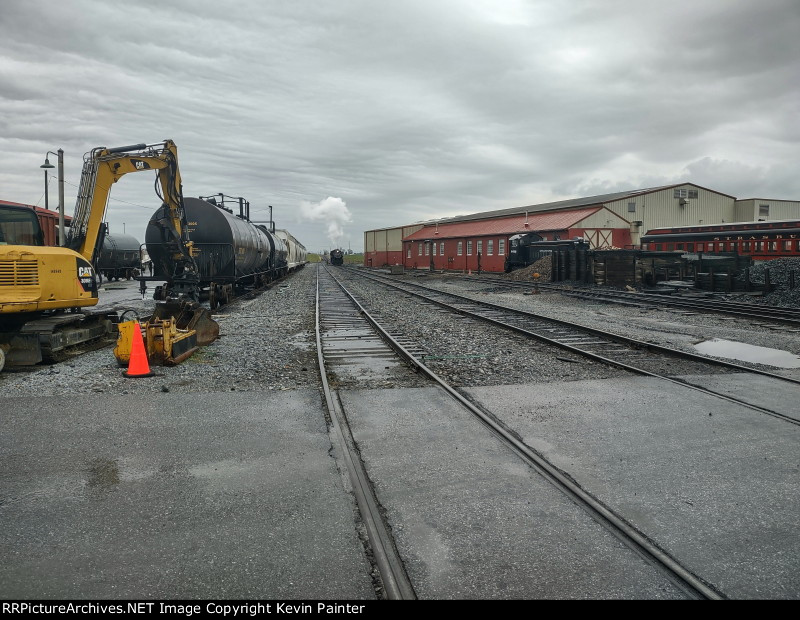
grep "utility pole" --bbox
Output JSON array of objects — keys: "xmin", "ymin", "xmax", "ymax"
[{"xmin": 57, "ymin": 149, "xmax": 65, "ymax": 245}]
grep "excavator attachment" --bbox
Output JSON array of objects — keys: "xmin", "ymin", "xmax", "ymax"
[
  {"xmin": 113, "ymin": 302, "xmax": 219, "ymax": 367},
  {"xmin": 154, "ymin": 301, "xmax": 219, "ymax": 346}
]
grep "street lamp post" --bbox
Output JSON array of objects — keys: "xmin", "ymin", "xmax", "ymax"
[
  {"xmin": 40, "ymin": 154, "xmax": 54, "ymax": 210},
  {"xmin": 40, "ymin": 149, "xmax": 65, "ymax": 245}
]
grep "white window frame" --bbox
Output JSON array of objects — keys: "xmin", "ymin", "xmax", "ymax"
[
  {"xmin": 418, "ymin": 243, "xmax": 423, "ymax": 256},
  {"xmin": 759, "ymin": 204, "xmax": 770, "ymax": 217},
  {"xmin": 674, "ymin": 188, "xmax": 688, "ymax": 199},
  {"xmin": 487, "ymin": 239, "xmax": 494, "ymax": 256},
  {"xmin": 498, "ymin": 239, "xmax": 505, "ymax": 256},
  {"xmin": 425, "ymin": 243, "xmax": 429, "ymax": 256},
  {"xmin": 407, "ymin": 247, "xmax": 411, "ymax": 258},
  {"xmin": 457, "ymin": 241, "xmax": 463, "ymax": 256},
  {"xmin": 440, "ymin": 242, "xmax": 445, "ymax": 256},
  {"xmin": 477, "ymin": 240, "xmax": 482, "ymax": 256},
  {"xmin": 432, "ymin": 242, "xmax": 437, "ymax": 256},
  {"xmin": 467, "ymin": 241, "xmax": 472, "ymax": 256}
]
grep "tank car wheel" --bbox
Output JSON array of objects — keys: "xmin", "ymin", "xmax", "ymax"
[{"xmin": 0, "ymin": 347, "xmax": 6, "ymax": 373}]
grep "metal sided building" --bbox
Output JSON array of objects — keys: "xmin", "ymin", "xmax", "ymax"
[
  {"xmin": 603, "ymin": 184, "xmax": 737, "ymax": 245},
  {"xmin": 366, "ymin": 183, "xmax": 794, "ymax": 272},
  {"xmin": 364, "ymin": 224, "xmax": 424, "ymax": 267},
  {"xmin": 733, "ymin": 198, "xmax": 800, "ymax": 222},
  {"xmin": 403, "ymin": 206, "xmax": 632, "ymax": 273}
]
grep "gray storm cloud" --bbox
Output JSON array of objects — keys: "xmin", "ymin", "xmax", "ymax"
[
  {"xmin": 299, "ymin": 197, "xmax": 353, "ymax": 248},
  {"xmin": 0, "ymin": 0, "xmax": 797, "ymax": 253}
]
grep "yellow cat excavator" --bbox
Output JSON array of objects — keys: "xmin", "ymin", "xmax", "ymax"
[{"xmin": 0, "ymin": 140, "xmax": 217, "ymax": 372}]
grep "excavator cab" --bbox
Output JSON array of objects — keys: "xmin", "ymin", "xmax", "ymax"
[{"xmin": 0, "ymin": 204, "xmax": 45, "ymax": 247}]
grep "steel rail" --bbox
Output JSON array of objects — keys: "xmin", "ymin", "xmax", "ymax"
[
  {"xmin": 443, "ymin": 273, "xmax": 800, "ymax": 324},
  {"xmin": 559, "ymin": 289, "xmax": 800, "ymax": 323},
  {"xmin": 315, "ymin": 267, "xmax": 417, "ymax": 600},
  {"xmin": 346, "ymin": 270, "xmax": 800, "ymax": 427},
  {"xmin": 325, "ymin": 266, "xmax": 723, "ymax": 600}
]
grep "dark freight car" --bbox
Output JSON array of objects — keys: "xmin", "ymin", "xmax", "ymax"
[
  {"xmin": 145, "ymin": 196, "xmax": 287, "ymax": 306},
  {"xmin": 97, "ymin": 232, "xmax": 142, "ymax": 281},
  {"xmin": 505, "ymin": 235, "xmax": 590, "ymax": 281}
]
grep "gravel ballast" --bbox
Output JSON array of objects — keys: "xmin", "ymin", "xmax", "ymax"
[
  {"xmin": 3, "ymin": 264, "xmax": 799, "ymax": 397},
  {"xmin": 340, "ymin": 268, "xmax": 800, "ymax": 382},
  {"xmin": 0, "ymin": 266, "xmax": 320, "ymax": 397}
]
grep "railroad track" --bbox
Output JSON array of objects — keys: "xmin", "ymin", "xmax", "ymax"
[
  {"xmin": 440, "ymin": 272, "xmax": 800, "ymax": 326},
  {"xmin": 316, "ymin": 265, "xmax": 723, "ymax": 600},
  {"xmin": 340, "ymin": 268, "xmax": 800, "ymax": 427},
  {"xmin": 316, "ymin": 268, "xmax": 417, "ymax": 600}
]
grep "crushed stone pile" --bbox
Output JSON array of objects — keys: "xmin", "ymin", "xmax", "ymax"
[
  {"xmin": 506, "ymin": 256, "xmax": 552, "ymax": 281},
  {"xmin": 730, "ymin": 257, "xmax": 800, "ymax": 307}
]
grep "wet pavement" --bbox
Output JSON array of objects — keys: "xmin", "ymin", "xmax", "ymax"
[
  {"xmin": 2, "ymin": 371, "xmax": 797, "ymax": 598},
  {"xmin": 465, "ymin": 374, "xmax": 800, "ymax": 599},
  {"xmin": 92, "ymin": 278, "xmax": 162, "ymax": 315},
  {"xmin": 693, "ymin": 338, "xmax": 800, "ymax": 368},
  {"xmin": 0, "ymin": 390, "xmax": 374, "ymax": 599},
  {"xmin": 340, "ymin": 387, "xmax": 686, "ymax": 599}
]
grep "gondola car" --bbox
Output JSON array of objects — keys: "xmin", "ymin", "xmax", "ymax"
[{"xmin": 504, "ymin": 233, "xmax": 589, "ymax": 272}]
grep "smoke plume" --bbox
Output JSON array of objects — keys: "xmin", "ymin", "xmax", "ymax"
[{"xmin": 299, "ymin": 196, "xmax": 352, "ymax": 247}]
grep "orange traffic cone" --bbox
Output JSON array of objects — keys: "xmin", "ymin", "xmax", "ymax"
[{"xmin": 123, "ymin": 323, "xmax": 155, "ymax": 378}]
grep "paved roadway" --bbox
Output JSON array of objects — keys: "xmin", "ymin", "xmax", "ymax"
[
  {"xmin": 3, "ymin": 373, "xmax": 798, "ymax": 598},
  {"xmin": 0, "ymin": 390, "xmax": 374, "ymax": 599},
  {"xmin": 92, "ymin": 277, "xmax": 161, "ymax": 315}
]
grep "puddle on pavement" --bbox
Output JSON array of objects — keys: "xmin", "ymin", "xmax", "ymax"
[
  {"xmin": 86, "ymin": 459, "xmax": 120, "ymax": 490},
  {"xmin": 694, "ymin": 338, "xmax": 800, "ymax": 368}
]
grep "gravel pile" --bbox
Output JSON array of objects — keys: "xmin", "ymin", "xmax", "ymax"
[
  {"xmin": 732, "ymin": 258, "xmax": 800, "ymax": 307},
  {"xmin": 1, "ymin": 267, "xmax": 321, "ymax": 396},
  {"xmin": 505, "ymin": 256, "xmax": 552, "ymax": 281}
]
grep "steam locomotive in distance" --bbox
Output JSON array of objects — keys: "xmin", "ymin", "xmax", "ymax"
[{"xmin": 329, "ymin": 248, "xmax": 344, "ymax": 265}]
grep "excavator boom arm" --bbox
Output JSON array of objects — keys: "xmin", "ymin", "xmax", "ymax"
[{"xmin": 66, "ymin": 140, "xmax": 199, "ymax": 300}]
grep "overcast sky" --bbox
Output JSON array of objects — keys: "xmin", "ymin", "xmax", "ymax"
[{"xmin": 1, "ymin": 0, "xmax": 798, "ymax": 252}]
